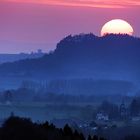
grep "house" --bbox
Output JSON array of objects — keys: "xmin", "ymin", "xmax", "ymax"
[{"xmin": 96, "ymin": 113, "xmax": 109, "ymax": 121}]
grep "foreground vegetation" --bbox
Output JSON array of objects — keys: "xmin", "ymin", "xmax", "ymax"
[
  {"xmin": 0, "ymin": 116, "xmax": 139, "ymax": 140},
  {"xmin": 0, "ymin": 116, "xmax": 106, "ymax": 140}
]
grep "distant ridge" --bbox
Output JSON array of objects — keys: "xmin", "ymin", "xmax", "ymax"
[
  {"xmin": 0, "ymin": 33, "xmax": 140, "ymax": 82},
  {"xmin": 0, "ymin": 50, "xmax": 45, "ymax": 64}
]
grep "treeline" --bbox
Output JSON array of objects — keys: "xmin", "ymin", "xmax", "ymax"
[
  {"xmin": 96, "ymin": 98, "xmax": 140, "ymax": 119},
  {"xmin": 0, "ymin": 78, "xmax": 134, "ymax": 103},
  {"xmin": 0, "ymin": 116, "xmax": 139, "ymax": 140},
  {"xmin": 0, "ymin": 116, "xmax": 106, "ymax": 140},
  {"xmin": 0, "ymin": 87, "xmax": 126, "ymax": 103}
]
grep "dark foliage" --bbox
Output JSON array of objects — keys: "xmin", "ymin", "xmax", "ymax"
[
  {"xmin": 0, "ymin": 116, "xmax": 106, "ymax": 140},
  {"xmin": 130, "ymin": 99, "xmax": 140, "ymax": 116},
  {"xmin": 98, "ymin": 100, "xmax": 119, "ymax": 119},
  {"xmin": 125, "ymin": 135, "xmax": 140, "ymax": 140}
]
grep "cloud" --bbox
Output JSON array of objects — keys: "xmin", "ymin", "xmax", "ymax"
[{"xmin": 1, "ymin": 0, "xmax": 140, "ymax": 8}]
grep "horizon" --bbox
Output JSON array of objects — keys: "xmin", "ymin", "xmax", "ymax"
[
  {"xmin": 0, "ymin": 0, "xmax": 140, "ymax": 53},
  {"xmin": 0, "ymin": 33, "xmax": 139, "ymax": 54}
]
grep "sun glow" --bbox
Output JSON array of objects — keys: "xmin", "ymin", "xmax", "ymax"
[{"xmin": 101, "ymin": 19, "xmax": 134, "ymax": 36}]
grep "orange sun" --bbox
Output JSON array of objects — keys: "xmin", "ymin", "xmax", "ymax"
[{"xmin": 101, "ymin": 19, "xmax": 134, "ymax": 36}]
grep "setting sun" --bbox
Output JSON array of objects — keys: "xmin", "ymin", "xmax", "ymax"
[{"xmin": 101, "ymin": 19, "xmax": 134, "ymax": 36}]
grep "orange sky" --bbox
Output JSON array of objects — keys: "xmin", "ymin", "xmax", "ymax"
[{"xmin": 2, "ymin": 0, "xmax": 140, "ymax": 8}]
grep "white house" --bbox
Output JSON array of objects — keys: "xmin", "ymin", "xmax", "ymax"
[{"xmin": 96, "ymin": 113, "xmax": 109, "ymax": 121}]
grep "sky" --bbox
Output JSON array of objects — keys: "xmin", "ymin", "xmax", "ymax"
[{"xmin": 0, "ymin": 0, "xmax": 140, "ymax": 53}]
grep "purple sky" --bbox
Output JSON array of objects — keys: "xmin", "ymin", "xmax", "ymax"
[{"xmin": 0, "ymin": 1, "xmax": 140, "ymax": 53}]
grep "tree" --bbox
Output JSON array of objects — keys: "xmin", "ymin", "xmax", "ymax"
[
  {"xmin": 0, "ymin": 116, "xmax": 106, "ymax": 140},
  {"xmin": 4, "ymin": 90, "xmax": 13, "ymax": 102},
  {"xmin": 98, "ymin": 101, "xmax": 119, "ymax": 119},
  {"xmin": 88, "ymin": 135, "xmax": 92, "ymax": 140},
  {"xmin": 130, "ymin": 99, "xmax": 140, "ymax": 116}
]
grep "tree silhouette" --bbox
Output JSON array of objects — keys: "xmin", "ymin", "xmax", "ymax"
[
  {"xmin": 130, "ymin": 99, "xmax": 140, "ymax": 116},
  {"xmin": 0, "ymin": 116, "xmax": 108, "ymax": 140}
]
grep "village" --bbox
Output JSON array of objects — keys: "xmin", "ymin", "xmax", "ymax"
[
  {"xmin": 50, "ymin": 99, "xmax": 140, "ymax": 139},
  {"xmin": 0, "ymin": 89, "xmax": 140, "ymax": 139}
]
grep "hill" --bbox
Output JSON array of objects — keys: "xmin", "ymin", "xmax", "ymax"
[
  {"xmin": 0, "ymin": 34, "xmax": 140, "ymax": 79},
  {"xmin": 0, "ymin": 33, "xmax": 140, "ymax": 93}
]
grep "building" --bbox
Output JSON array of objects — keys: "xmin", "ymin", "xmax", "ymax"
[{"xmin": 96, "ymin": 112, "xmax": 109, "ymax": 121}]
